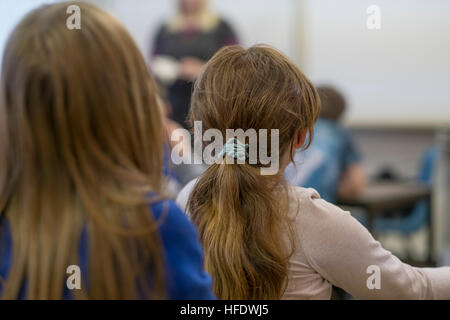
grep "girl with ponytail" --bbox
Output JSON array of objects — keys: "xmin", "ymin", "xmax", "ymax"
[{"xmin": 176, "ymin": 45, "xmax": 450, "ymax": 300}]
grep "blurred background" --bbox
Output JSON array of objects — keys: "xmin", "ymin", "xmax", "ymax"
[
  {"xmin": 2, "ymin": 0, "xmax": 449, "ymax": 178},
  {"xmin": 1, "ymin": 0, "xmax": 449, "ymax": 274}
]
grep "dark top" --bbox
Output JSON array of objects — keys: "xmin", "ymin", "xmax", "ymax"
[{"xmin": 152, "ymin": 19, "xmax": 238, "ymax": 128}]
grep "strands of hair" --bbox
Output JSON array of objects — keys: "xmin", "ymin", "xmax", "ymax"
[{"xmin": 316, "ymin": 86, "xmax": 346, "ymax": 121}]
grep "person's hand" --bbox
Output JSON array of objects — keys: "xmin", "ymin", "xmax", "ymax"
[{"xmin": 178, "ymin": 57, "xmax": 204, "ymax": 81}]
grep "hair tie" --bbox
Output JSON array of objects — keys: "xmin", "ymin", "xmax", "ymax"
[{"xmin": 218, "ymin": 138, "xmax": 248, "ymax": 161}]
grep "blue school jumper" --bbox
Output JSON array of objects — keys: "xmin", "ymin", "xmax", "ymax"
[{"xmin": 0, "ymin": 199, "xmax": 215, "ymax": 300}]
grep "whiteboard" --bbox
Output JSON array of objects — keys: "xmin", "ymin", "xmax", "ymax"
[{"xmin": 300, "ymin": 0, "xmax": 450, "ymax": 127}]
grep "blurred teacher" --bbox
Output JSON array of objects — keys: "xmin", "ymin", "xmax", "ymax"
[{"xmin": 151, "ymin": 0, "xmax": 238, "ymax": 128}]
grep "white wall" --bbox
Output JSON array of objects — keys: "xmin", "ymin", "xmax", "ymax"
[
  {"xmin": 104, "ymin": 0, "xmax": 172, "ymax": 61},
  {"xmin": 301, "ymin": 0, "xmax": 450, "ymax": 127},
  {"xmin": 212, "ymin": 0, "xmax": 297, "ymax": 60}
]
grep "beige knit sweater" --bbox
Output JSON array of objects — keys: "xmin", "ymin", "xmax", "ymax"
[{"xmin": 176, "ymin": 180, "xmax": 450, "ymax": 299}]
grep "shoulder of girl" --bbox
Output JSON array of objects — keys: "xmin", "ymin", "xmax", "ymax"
[
  {"xmin": 289, "ymin": 186, "xmax": 351, "ymax": 219},
  {"xmin": 150, "ymin": 198, "xmax": 190, "ymax": 228},
  {"xmin": 289, "ymin": 186, "xmax": 320, "ymax": 201}
]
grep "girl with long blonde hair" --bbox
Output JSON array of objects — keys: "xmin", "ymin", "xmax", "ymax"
[
  {"xmin": 0, "ymin": 2, "xmax": 214, "ymax": 300},
  {"xmin": 176, "ymin": 45, "xmax": 450, "ymax": 300}
]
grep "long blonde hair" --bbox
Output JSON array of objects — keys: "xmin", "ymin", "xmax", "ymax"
[
  {"xmin": 187, "ymin": 45, "xmax": 321, "ymax": 299},
  {"xmin": 0, "ymin": 2, "xmax": 166, "ymax": 299}
]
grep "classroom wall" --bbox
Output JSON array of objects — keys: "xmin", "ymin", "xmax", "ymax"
[{"xmin": 301, "ymin": 0, "xmax": 450, "ymax": 127}]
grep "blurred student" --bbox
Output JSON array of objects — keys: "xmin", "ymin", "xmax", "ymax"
[
  {"xmin": 151, "ymin": 0, "xmax": 238, "ymax": 128},
  {"xmin": 157, "ymin": 85, "xmax": 206, "ymax": 198},
  {"xmin": 0, "ymin": 2, "xmax": 214, "ymax": 299},
  {"xmin": 176, "ymin": 45, "xmax": 450, "ymax": 299},
  {"xmin": 285, "ymin": 86, "xmax": 366, "ymax": 203}
]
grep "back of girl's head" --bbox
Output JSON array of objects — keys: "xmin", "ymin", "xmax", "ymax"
[
  {"xmin": 0, "ymin": 2, "xmax": 164, "ymax": 299},
  {"xmin": 317, "ymin": 85, "xmax": 346, "ymax": 121},
  {"xmin": 187, "ymin": 45, "xmax": 320, "ymax": 299},
  {"xmin": 190, "ymin": 45, "xmax": 319, "ymax": 157}
]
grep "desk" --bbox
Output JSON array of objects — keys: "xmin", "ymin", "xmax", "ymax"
[{"xmin": 338, "ymin": 182, "xmax": 433, "ymax": 263}]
